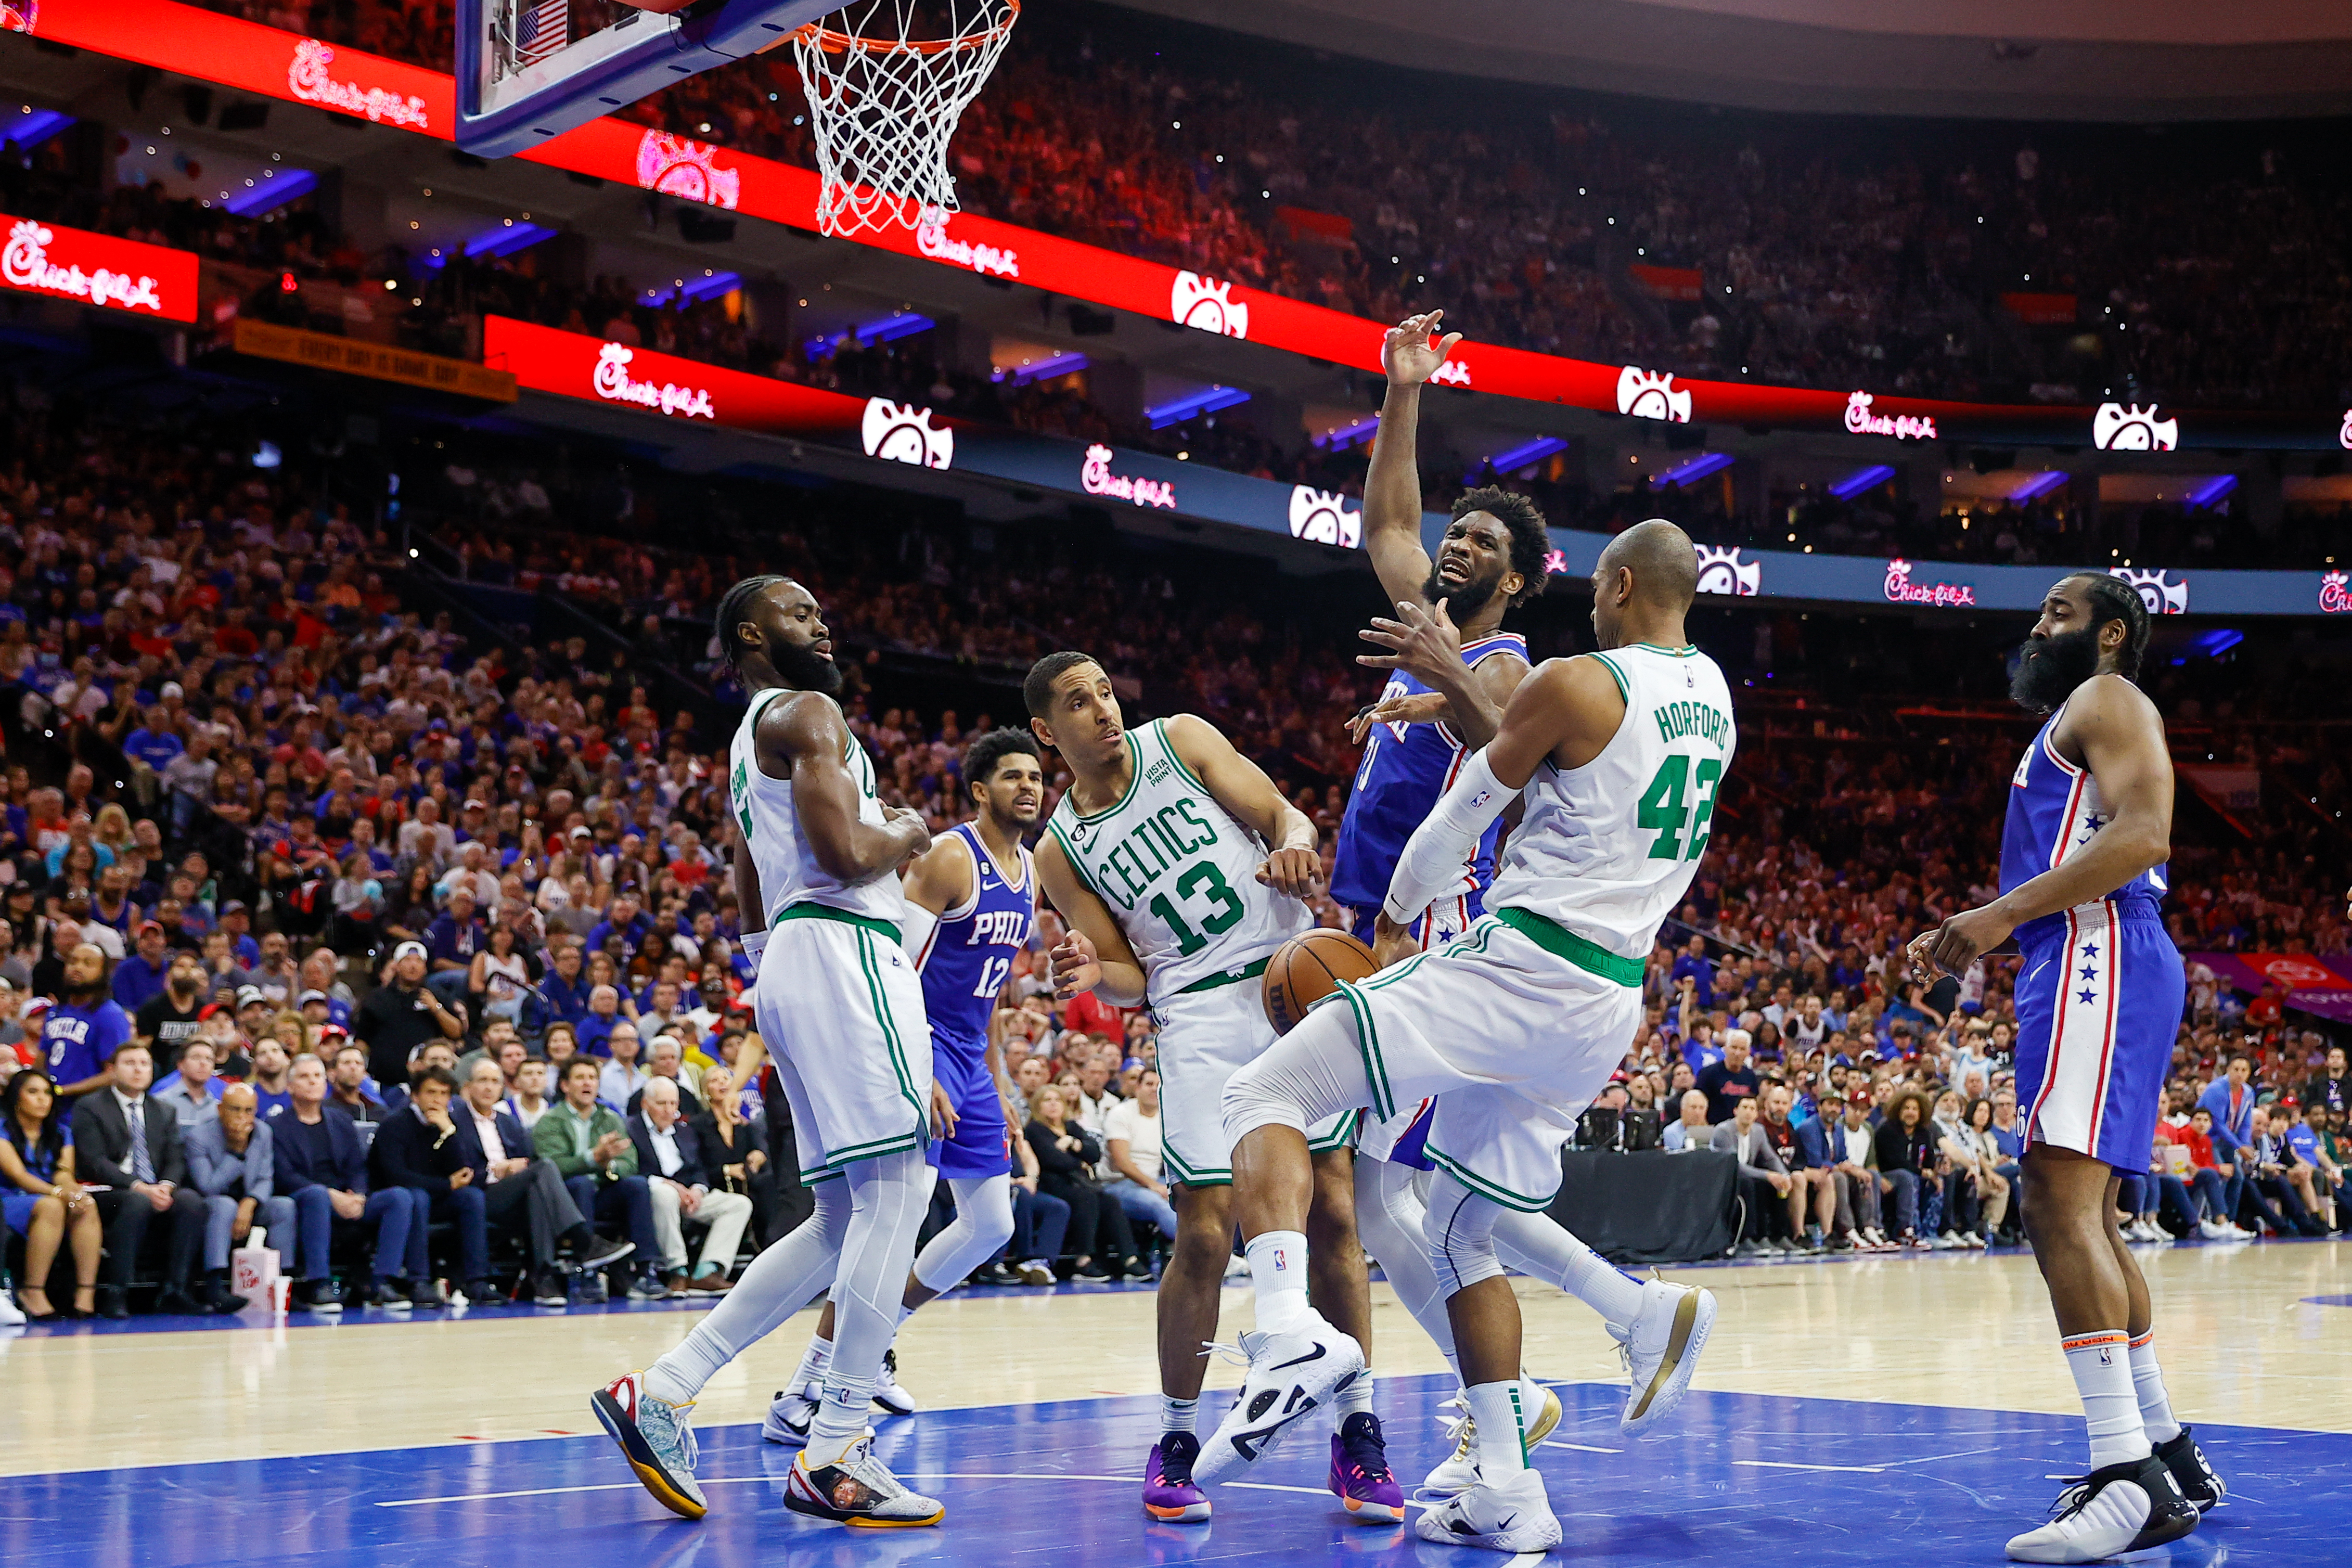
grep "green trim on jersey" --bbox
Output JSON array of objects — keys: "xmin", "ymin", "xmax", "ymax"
[
  {"xmin": 1493, "ymin": 905, "xmax": 1644, "ymax": 986},
  {"xmin": 1424, "ymin": 1140, "xmax": 1562, "ymax": 1212},
  {"xmin": 1589, "ymin": 651, "xmax": 1630, "ymax": 704},
  {"xmin": 774, "ymin": 902, "xmax": 903, "ymax": 944},
  {"xmin": 1174, "ymin": 955, "xmax": 1269, "ymax": 995},
  {"xmin": 1070, "ymin": 729, "xmax": 1147, "ymax": 825},
  {"xmin": 1633, "ymin": 642, "xmax": 1700, "ymax": 657},
  {"xmin": 1158, "ymin": 718, "xmax": 1210, "ymax": 795}
]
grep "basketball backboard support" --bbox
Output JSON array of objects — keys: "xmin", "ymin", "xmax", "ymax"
[{"xmin": 456, "ymin": 0, "xmax": 836, "ymax": 159}]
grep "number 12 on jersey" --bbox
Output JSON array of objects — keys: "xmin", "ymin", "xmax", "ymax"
[{"xmin": 1638, "ymin": 754, "xmax": 1721, "ymax": 861}]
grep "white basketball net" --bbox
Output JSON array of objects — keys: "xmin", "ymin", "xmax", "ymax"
[{"xmin": 792, "ymin": 0, "xmax": 1020, "ymax": 239}]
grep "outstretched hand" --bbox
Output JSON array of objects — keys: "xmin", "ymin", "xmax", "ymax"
[
  {"xmin": 1359, "ymin": 597, "xmax": 1466, "ymax": 690},
  {"xmin": 1382, "ymin": 311, "xmax": 1463, "ymax": 388},
  {"xmin": 1346, "ymin": 690, "xmax": 1449, "ymax": 744}
]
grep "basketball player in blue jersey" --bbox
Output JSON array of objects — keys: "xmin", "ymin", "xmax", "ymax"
[
  {"xmin": 1335, "ymin": 313, "xmax": 1719, "ymax": 1497},
  {"xmin": 763, "ymin": 728, "xmax": 1043, "ymax": 1445},
  {"xmin": 1908, "ymin": 573, "xmax": 2221, "ymax": 1563}
]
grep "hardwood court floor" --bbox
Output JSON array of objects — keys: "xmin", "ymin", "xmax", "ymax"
[{"xmin": 4, "ymin": 1236, "xmax": 2344, "ymax": 1481}]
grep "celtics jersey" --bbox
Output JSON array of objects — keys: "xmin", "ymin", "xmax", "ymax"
[
  {"xmin": 1488, "ymin": 643, "xmax": 1736, "ymax": 960},
  {"xmin": 1044, "ymin": 717, "xmax": 1309, "ymax": 1004},
  {"xmin": 729, "ymin": 686, "xmax": 908, "ymax": 929}
]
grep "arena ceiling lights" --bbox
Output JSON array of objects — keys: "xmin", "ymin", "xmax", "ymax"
[{"xmin": 29, "ymin": 0, "xmax": 2352, "ymax": 455}]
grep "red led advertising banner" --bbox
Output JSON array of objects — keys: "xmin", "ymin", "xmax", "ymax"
[
  {"xmin": 13, "ymin": 0, "xmax": 2349, "ymax": 449},
  {"xmin": 0, "ymin": 211, "xmax": 198, "ymax": 323},
  {"xmin": 482, "ymin": 314, "xmax": 876, "ymax": 441}
]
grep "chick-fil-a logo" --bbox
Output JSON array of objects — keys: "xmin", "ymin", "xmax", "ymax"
[
  {"xmin": 1883, "ymin": 558, "xmax": 1976, "ymax": 608},
  {"xmin": 862, "ymin": 400, "xmax": 954, "ymax": 468},
  {"xmin": 1694, "ymin": 545, "xmax": 1761, "ymax": 596},
  {"xmin": 3, "ymin": 220, "xmax": 166, "ymax": 314},
  {"xmin": 2092, "ymin": 402, "xmax": 2179, "ymax": 452},
  {"xmin": 1171, "ymin": 273, "xmax": 1249, "ymax": 338},
  {"xmin": 1430, "ymin": 358, "xmax": 1472, "ymax": 388},
  {"xmin": 288, "ymin": 39, "xmax": 429, "ymax": 130},
  {"xmin": 1, "ymin": 2, "xmax": 36, "ymax": 35},
  {"xmin": 1616, "ymin": 366, "xmax": 1691, "ymax": 423},
  {"xmin": 1079, "ymin": 444, "xmax": 1174, "ymax": 509},
  {"xmin": 1288, "ymin": 486, "xmax": 1361, "ymax": 548},
  {"xmin": 2338, "ymin": 408, "xmax": 2352, "ymax": 451},
  {"xmin": 1844, "ymin": 391, "xmax": 1937, "ymax": 442},
  {"xmin": 2322, "ymin": 571, "xmax": 2352, "ymax": 615},
  {"xmin": 916, "ymin": 219, "xmax": 1020, "ymax": 280},
  {"xmin": 593, "ymin": 342, "xmax": 714, "ymax": 420},
  {"xmin": 635, "ymin": 132, "xmax": 740, "ymax": 210}
]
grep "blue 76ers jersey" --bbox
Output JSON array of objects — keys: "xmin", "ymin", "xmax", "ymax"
[
  {"xmin": 1998, "ymin": 699, "xmax": 2167, "ymax": 934},
  {"xmin": 1330, "ymin": 632, "xmax": 1527, "ymax": 915},
  {"xmin": 912, "ymin": 822, "xmax": 1035, "ymax": 1051}
]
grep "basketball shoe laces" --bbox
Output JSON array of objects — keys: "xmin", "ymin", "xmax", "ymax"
[{"xmin": 640, "ymin": 1396, "xmax": 699, "ymax": 1472}]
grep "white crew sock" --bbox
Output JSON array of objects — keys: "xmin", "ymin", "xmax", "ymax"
[
  {"xmin": 2128, "ymin": 1331, "xmax": 2182, "ymax": 1446},
  {"xmin": 1463, "ymin": 1380, "xmax": 1527, "ymax": 1475},
  {"xmin": 2062, "ymin": 1330, "xmax": 2152, "ymax": 1470},
  {"xmin": 791, "ymin": 1334, "xmax": 834, "ymax": 1399},
  {"xmin": 1337, "ymin": 1372, "xmax": 1374, "ymax": 1419},
  {"xmin": 1160, "ymin": 1395, "xmax": 1199, "ymax": 1435},
  {"xmin": 1245, "ymin": 1230, "xmax": 1313, "ymax": 1336},
  {"xmin": 1495, "ymin": 1207, "xmax": 1647, "ymax": 1331}
]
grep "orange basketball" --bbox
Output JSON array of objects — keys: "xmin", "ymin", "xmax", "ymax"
[{"xmin": 1263, "ymin": 928, "xmax": 1379, "ymax": 1035}]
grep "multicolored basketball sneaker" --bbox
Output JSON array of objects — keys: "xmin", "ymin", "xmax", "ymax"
[
  {"xmin": 590, "ymin": 1370, "xmax": 705, "ymax": 1520},
  {"xmin": 1328, "ymin": 1412, "xmax": 1405, "ymax": 1523},
  {"xmin": 1143, "ymin": 1432, "xmax": 1212, "ymax": 1522}
]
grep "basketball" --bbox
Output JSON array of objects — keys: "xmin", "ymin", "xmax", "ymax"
[{"xmin": 1262, "ymin": 928, "xmax": 1379, "ymax": 1035}]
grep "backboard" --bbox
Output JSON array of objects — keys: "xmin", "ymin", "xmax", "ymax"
[{"xmin": 456, "ymin": 0, "xmax": 836, "ymax": 158}]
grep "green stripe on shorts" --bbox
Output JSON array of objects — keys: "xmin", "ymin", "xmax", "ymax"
[{"xmin": 1425, "ymin": 1140, "xmax": 1560, "ymax": 1213}]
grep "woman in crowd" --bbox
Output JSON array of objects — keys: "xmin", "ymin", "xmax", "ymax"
[
  {"xmin": 381, "ymin": 864, "xmax": 440, "ymax": 949},
  {"xmin": 470, "ymin": 920, "xmax": 533, "ymax": 1026},
  {"xmin": 1960, "ymin": 1096, "xmax": 2015, "ymax": 1243},
  {"xmin": 327, "ymin": 852, "xmax": 383, "ymax": 955},
  {"xmin": 0, "ymin": 1069, "xmax": 100, "ymax": 1319},
  {"xmin": 691, "ymin": 1063, "xmax": 775, "ymax": 1250},
  {"xmin": 1022, "ymin": 1085, "xmax": 1142, "ymax": 1281}
]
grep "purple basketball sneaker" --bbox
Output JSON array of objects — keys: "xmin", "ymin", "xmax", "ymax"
[
  {"xmin": 1144, "ymin": 1433, "xmax": 1211, "ymax": 1522},
  {"xmin": 1328, "ymin": 1412, "xmax": 1404, "ymax": 1523}
]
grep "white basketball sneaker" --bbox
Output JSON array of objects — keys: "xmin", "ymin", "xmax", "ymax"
[
  {"xmin": 1413, "ymin": 1467, "xmax": 1563, "ymax": 1552},
  {"xmin": 1612, "ymin": 1278, "xmax": 1717, "ymax": 1437},
  {"xmin": 762, "ymin": 1384, "xmax": 818, "ymax": 1447},
  {"xmin": 1193, "ymin": 1312, "xmax": 1365, "ymax": 1487},
  {"xmin": 2005, "ymin": 1455, "xmax": 2197, "ymax": 1563},
  {"xmin": 1421, "ymin": 1377, "xmax": 1561, "ymax": 1496},
  {"xmin": 871, "ymin": 1347, "xmax": 919, "ymax": 1416}
]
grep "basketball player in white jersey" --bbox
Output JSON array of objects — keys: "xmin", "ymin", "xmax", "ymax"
[
  {"xmin": 1348, "ymin": 315, "xmax": 1718, "ymax": 1494},
  {"xmin": 1211, "ymin": 521, "xmax": 1734, "ymax": 1551},
  {"xmin": 593, "ymin": 576, "xmax": 946, "ymax": 1529},
  {"xmin": 1026, "ymin": 651, "xmax": 1379, "ymax": 1523}
]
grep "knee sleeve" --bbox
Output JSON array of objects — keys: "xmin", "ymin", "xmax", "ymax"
[
  {"xmin": 1423, "ymin": 1174, "xmax": 1506, "ymax": 1300},
  {"xmin": 1222, "ymin": 1003, "xmax": 1377, "ymax": 1150},
  {"xmin": 914, "ymin": 1174, "xmax": 1016, "ymax": 1292}
]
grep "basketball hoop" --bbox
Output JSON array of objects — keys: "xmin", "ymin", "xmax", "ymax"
[{"xmin": 792, "ymin": 0, "xmax": 1019, "ymax": 239}]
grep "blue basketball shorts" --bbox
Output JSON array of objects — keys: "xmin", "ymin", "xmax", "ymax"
[
  {"xmin": 2012, "ymin": 896, "xmax": 2182, "ymax": 1174},
  {"xmin": 929, "ymin": 1032, "xmax": 1009, "ymax": 1179}
]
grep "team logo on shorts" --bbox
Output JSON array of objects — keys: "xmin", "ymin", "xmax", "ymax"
[
  {"xmin": 1616, "ymin": 366, "xmax": 1692, "ymax": 423},
  {"xmin": 2109, "ymin": 567, "xmax": 2188, "ymax": 615},
  {"xmin": 1693, "ymin": 545, "xmax": 1761, "ymax": 596},
  {"xmin": 861, "ymin": 399, "xmax": 954, "ymax": 469},
  {"xmin": 2092, "ymin": 402, "xmax": 2178, "ymax": 452},
  {"xmin": 1171, "ymin": 273, "xmax": 1249, "ymax": 338}
]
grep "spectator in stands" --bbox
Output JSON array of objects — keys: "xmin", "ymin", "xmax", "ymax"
[
  {"xmin": 1695, "ymin": 1029, "xmax": 1760, "ymax": 1123},
  {"xmin": 690, "ymin": 1062, "xmax": 774, "ymax": 1246},
  {"xmin": 111, "ymin": 922, "xmax": 173, "ymax": 1014},
  {"xmin": 505, "ymin": 1056, "xmax": 555, "ymax": 1132},
  {"xmin": 1024, "ymin": 1085, "xmax": 1142, "ymax": 1281},
  {"xmin": 154, "ymin": 1038, "xmax": 224, "ymax": 1130},
  {"xmin": 273, "ymin": 1052, "xmax": 423, "ymax": 1313},
  {"xmin": 634, "ymin": 1033, "xmax": 703, "ymax": 1116},
  {"xmin": 2198, "ymin": 1053, "xmax": 2260, "ymax": 1211},
  {"xmin": 1, "ymin": 1069, "xmax": 101, "ymax": 1319},
  {"xmin": 326, "ymin": 1041, "xmax": 388, "ymax": 1127},
  {"xmin": 534, "ymin": 1057, "xmax": 666, "ymax": 1302},
  {"xmin": 600, "ymin": 1022, "xmax": 650, "ymax": 1110},
  {"xmin": 353, "ymin": 942, "xmax": 463, "ymax": 1089},
  {"xmin": 1712, "ymin": 1093, "xmax": 1793, "ymax": 1256},
  {"xmin": 2307, "ymin": 1045, "xmax": 2351, "ymax": 1118},
  {"xmin": 247, "ymin": 1034, "xmax": 295, "ymax": 1122},
  {"xmin": 1662, "ymin": 1089, "xmax": 1713, "ymax": 1151},
  {"xmin": 1960, "ymin": 1096, "xmax": 2016, "ymax": 1244},
  {"xmin": 629, "ymin": 1075, "xmax": 751, "ymax": 1294},
  {"xmin": 136, "ymin": 950, "xmax": 213, "ymax": 1072},
  {"xmin": 2246, "ymin": 1107, "xmax": 2328, "ymax": 1237},
  {"xmin": 2164, "ymin": 1106, "xmax": 2250, "ymax": 1241},
  {"xmin": 1759, "ymin": 1083, "xmax": 1829, "ymax": 1249},
  {"xmin": 1927, "ymin": 1089, "xmax": 1987, "ymax": 1249},
  {"xmin": 452, "ymin": 1057, "xmax": 626, "ymax": 1305},
  {"xmin": 184, "ymin": 1082, "xmax": 291, "ymax": 1311},
  {"xmin": 1101, "ymin": 1067, "xmax": 1177, "ymax": 1251},
  {"xmin": 41, "ymin": 943, "xmax": 133, "ymax": 1099},
  {"xmin": 2287, "ymin": 1100, "xmax": 2343, "ymax": 1231},
  {"xmin": 1000, "ymin": 1120, "xmax": 1066, "ymax": 1288},
  {"xmin": 1872, "ymin": 1088, "xmax": 1938, "ymax": 1248},
  {"xmin": 70, "ymin": 1040, "xmax": 217, "ymax": 1316},
  {"xmin": 368, "ymin": 1063, "xmax": 489, "ymax": 1304}
]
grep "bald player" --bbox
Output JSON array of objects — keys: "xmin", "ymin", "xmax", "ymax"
[{"xmin": 1203, "ymin": 521, "xmax": 1735, "ymax": 1553}]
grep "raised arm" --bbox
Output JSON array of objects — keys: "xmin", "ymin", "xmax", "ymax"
[
  {"xmin": 768, "ymin": 691, "xmax": 930, "ymax": 885},
  {"xmin": 1162, "ymin": 713, "xmax": 1320, "ymax": 901},
  {"xmin": 1037, "ymin": 833, "xmax": 1149, "ymax": 1008},
  {"xmin": 1362, "ymin": 311, "xmax": 1461, "ymax": 610},
  {"xmin": 1913, "ymin": 673, "xmax": 2171, "ymax": 978}
]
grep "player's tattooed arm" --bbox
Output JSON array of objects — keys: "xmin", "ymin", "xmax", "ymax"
[
  {"xmin": 1362, "ymin": 311, "xmax": 1463, "ymax": 612},
  {"xmin": 1035, "ymin": 836, "xmax": 1148, "ymax": 1007},
  {"xmin": 1163, "ymin": 713, "xmax": 1322, "ymax": 901},
  {"xmin": 768, "ymin": 691, "xmax": 930, "ymax": 882},
  {"xmin": 1910, "ymin": 672, "xmax": 2171, "ymax": 980}
]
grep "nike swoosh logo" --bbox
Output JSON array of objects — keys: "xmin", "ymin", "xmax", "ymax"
[
  {"xmin": 1271, "ymin": 1343, "xmax": 1328, "ymax": 1372},
  {"xmin": 1230, "ymin": 1407, "xmax": 1315, "ymax": 1461}
]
